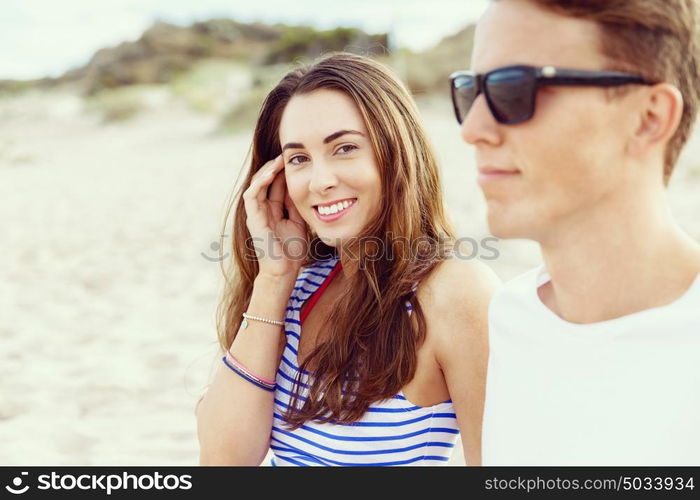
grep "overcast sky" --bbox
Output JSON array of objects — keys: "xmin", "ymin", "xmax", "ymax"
[{"xmin": 0, "ymin": 0, "xmax": 489, "ymax": 80}]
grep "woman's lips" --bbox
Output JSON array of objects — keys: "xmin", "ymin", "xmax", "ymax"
[{"xmin": 313, "ymin": 199, "xmax": 357, "ymax": 222}]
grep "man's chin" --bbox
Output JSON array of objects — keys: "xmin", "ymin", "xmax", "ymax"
[{"xmin": 486, "ymin": 211, "xmax": 532, "ymax": 240}]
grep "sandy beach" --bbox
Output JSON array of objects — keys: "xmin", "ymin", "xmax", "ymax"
[{"xmin": 1, "ymin": 83, "xmax": 699, "ymax": 465}]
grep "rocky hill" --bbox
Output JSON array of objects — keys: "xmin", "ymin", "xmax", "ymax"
[
  {"xmin": 0, "ymin": 19, "xmax": 475, "ymax": 131},
  {"xmin": 1, "ymin": 19, "xmax": 388, "ymax": 96}
]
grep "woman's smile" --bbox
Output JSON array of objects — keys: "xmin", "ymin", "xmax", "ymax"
[{"xmin": 313, "ymin": 197, "xmax": 357, "ymax": 222}]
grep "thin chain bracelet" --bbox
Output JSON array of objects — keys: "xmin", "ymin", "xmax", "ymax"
[{"xmin": 241, "ymin": 312, "xmax": 284, "ymax": 329}]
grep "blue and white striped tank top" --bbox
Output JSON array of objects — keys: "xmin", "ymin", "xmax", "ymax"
[{"xmin": 269, "ymin": 257, "xmax": 459, "ymax": 466}]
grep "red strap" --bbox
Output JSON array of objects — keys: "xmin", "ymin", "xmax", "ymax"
[{"xmin": 300, "ymin": 260, "xmax": 342, "ymax": 324}]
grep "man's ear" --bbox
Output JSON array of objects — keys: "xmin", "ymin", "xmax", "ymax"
[{"xmin": 627, "ymin": 83, "xmax": 684, "ymax": 157}]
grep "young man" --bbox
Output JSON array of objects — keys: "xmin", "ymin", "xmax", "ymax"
[{"xmin": 451, "ymin": 0, "xmax": 700, "ymax": 465}]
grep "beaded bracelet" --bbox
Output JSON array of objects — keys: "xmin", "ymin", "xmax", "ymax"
[
  {"xmin": 221, "ymin": 354, "xmax": 275, "ymax": 392},
  {"xmin": 241, "ymin": 312, "xmax": 284, "ymax": 329}
]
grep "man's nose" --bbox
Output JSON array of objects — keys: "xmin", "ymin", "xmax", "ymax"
[{"xmin": 460, "ymin": 94, "xmax": 502, "ymax": 146}]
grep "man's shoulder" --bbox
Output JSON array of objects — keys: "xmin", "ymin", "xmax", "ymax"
[
  {"xmin": 486, "ymin": 264, "xmax": 545, "ymax": 323},
  {"xmin": 492, "ymin": 265, "xmax": 543, "ymax": 300}
]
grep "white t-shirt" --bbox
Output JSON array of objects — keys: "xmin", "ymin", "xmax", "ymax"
[{"xmin": 482, "ymin": 265, "xmax": 700, "ymax": 465}]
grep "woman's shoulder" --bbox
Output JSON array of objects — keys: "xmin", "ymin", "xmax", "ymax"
[
  {"xmin": 415, "ymin": 257, "xmax": 501, "ymax": 348},
  {"xmin": 418, "ymin": 257, "xmax": 501, "ymax": 311},
  {"xmin": 415, "ymin": 258, "xmax": 500, "ymax": 369}
]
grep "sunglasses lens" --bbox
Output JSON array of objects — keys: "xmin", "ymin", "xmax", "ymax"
[
  {"xmin": 451, "ymin": 74, "xmax": 478, "ymax": 124},
  {"xmin": 484, "ymin": 68, "xmax": 535, "ymax": 124}
]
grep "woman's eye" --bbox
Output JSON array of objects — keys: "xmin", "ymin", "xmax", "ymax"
[
  {"xmin": 336, "ymin": 144, "xmax": 358, "ymax": 155},
  {"xmin": 288, "ymin": 155, "xmax": 308, "ymax": 165}
]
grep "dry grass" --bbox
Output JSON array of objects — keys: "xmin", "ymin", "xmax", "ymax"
[
  {"xmin": 168, "ymin": 59, "xmax": 251, "ymax": 114},
  {"xmin": 83, "ymin": 86, "xmax": 147, "ymax": 123}
]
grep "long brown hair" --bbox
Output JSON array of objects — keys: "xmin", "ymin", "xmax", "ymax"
[{"xmin": 216, "ymin": 52, "xmax": 456, "ymax": 428}]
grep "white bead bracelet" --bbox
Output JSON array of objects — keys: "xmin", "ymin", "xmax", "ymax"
[{"xmin": 241, "ymin": 312, "xmax": 285, "ymax": 329}]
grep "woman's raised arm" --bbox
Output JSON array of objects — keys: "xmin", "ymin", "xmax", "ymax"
[{"xmin": 196, "ymin": 155, "xmax": 307, "ymax": 465}]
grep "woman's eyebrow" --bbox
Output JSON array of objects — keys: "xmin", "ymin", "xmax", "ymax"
[
  {"xmin": 323, "ymin": 129, "xmax": 364, "ymax": 144},
  {"xmin": 281, "ymin": 129, "xmax": 365, "ymax": 151}
]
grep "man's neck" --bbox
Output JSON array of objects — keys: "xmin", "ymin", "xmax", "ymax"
[{"xmin": 537, "ymin": 185, "xmax": 700, "ymax": 324}]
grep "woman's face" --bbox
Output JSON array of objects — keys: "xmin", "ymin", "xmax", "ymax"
[{"xmin": 279, "ymin": 88, "xmax": 382, "ymax": 247}]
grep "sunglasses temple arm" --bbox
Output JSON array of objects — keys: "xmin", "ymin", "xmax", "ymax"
[{"xmin": 541, "ymin": 70, "xmax": 652, "ymax": 86}]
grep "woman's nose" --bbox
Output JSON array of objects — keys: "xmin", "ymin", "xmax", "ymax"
[{"xmin": 308, "ymin": 160, "xmax": 339, "ymax": 194}]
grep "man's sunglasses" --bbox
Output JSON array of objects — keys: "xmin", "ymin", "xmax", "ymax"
[{"xmin": 449, "ymin": 65, "xmax": 655, "ymax": 125}]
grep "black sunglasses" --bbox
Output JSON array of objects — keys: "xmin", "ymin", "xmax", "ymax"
[{"xmin": 449, "ymin": 65, "xmax": 655, "ymax": 125}]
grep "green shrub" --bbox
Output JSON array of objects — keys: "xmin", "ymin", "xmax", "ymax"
[{"xmin": 262, "ymin": 26, "xmax": 388, "ymax": 65}]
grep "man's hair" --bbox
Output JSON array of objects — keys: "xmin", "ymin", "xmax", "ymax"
[{"xmin": 526, "ymin": 0, "xmax": 700, "ymax": 184}]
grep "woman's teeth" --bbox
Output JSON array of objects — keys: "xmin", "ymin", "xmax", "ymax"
[{"xmin": 318, "ymin": 199, "xmax": 354, "ymax": 216}]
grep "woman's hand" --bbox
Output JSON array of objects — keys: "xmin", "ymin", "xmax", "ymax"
[{"xmin": 242, "ymin": 155, "xmax": 308, "ymax": 279}]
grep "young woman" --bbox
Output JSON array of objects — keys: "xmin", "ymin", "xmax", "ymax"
[{"xmin": 196, "ymin": 52, "xmax": 500, "ymax": 466}]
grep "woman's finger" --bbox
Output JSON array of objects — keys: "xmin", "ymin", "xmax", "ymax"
[
  {"xmin": 250, "ymin": 155, "xmax": 281, "ymax": 183},
  {"xmin": 254, "ymin": 155, "xmax": 284, "ymax": 206},
  {"xmin": 245, "ymin": 155, "xmax": 280, "ymax": 201},
  {"xmin": 242, "ymin": 155, "xmax": 281, "ymax": 219},
  {"xmin": 285, "ymin": 190, "xmax": 305, "ymax": 226},
  {"xmin": 268, "ymin": 165, "xmax": 286, "ymax": 221}
]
